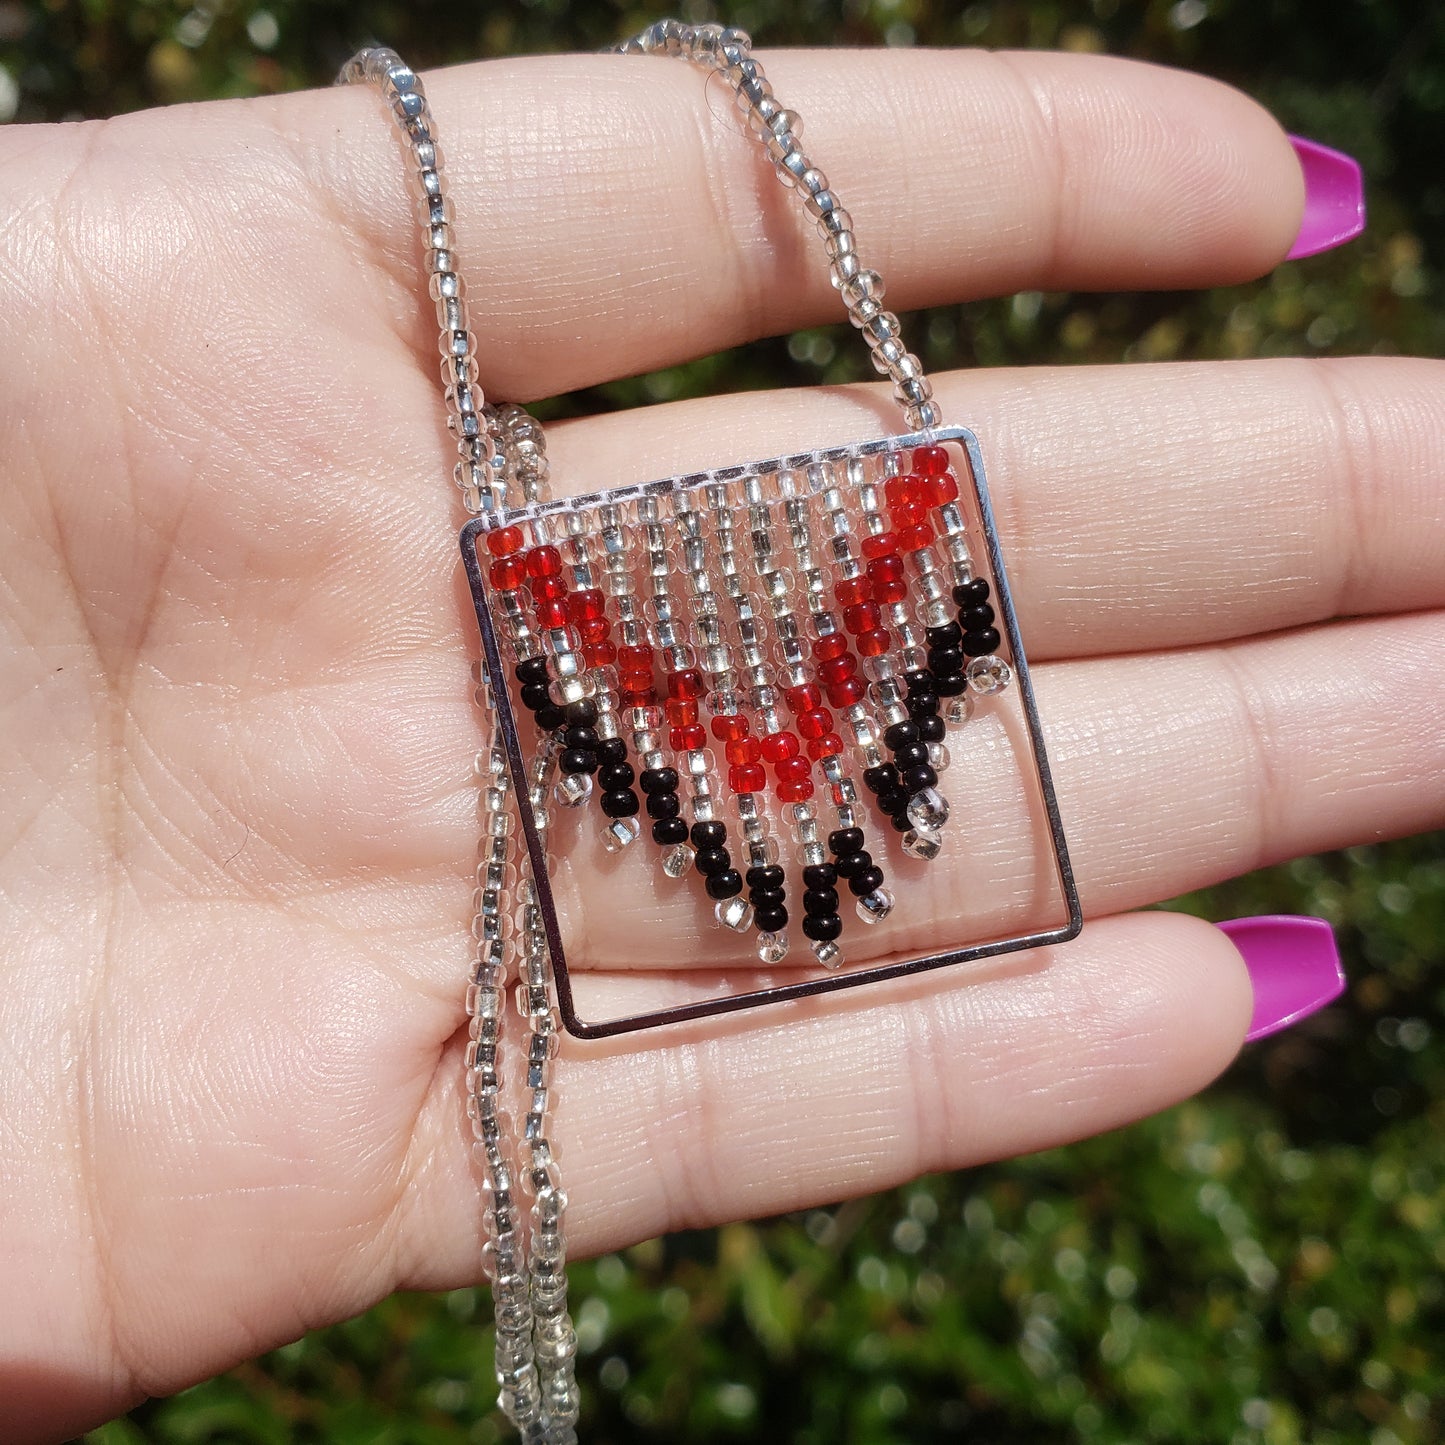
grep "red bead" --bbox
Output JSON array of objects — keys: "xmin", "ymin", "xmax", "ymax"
[
  {"xmin": 729, "ymin": 764, "xmax": 767, "ymax": 794},
  {"xmin": 874, "ymin": 577, "xmax": 908, "ymax": 605},
  {"xmin": 567, "ymin": 588, "xmax": 605, "ymax": 622},
  {"xmin": 805, "ymin": 732, "xmax": 844, "ymax": 761},
  {"xmin": 777, "ymin": 779, "xmax": 815, "ymax": 803},
  {"xmin": 784, "ymin": 683, "xmax": 821, "ymax": 713},
  {"xmin": 535, "ymin": 600, "xmax": 569, "ymax": 629},
  {"xmin": 577, "ymin": 616, "xmax": 611, "ymax": 644},
  {"xmin": 775, "ymin": 756, "xmax": 811, "ymax": 784},
  {"xmin": 861, "ymin": 531, "xmax": 899, "ymax": 561},
  {"xmin": 913, "ymin": 445, "xmax": 950, "ymax": 476},
  {"xmin": 926, "ymin": 472, "xmax": 960, "ymax": 507},
  {"xmin": 530, "ymin": 575, "xmax": 568, "ymax": 602},
  {"xmin": 834, "ymin": 576, "xmax": 871, "ymax": 607},
  {"xmin": 619, "ymin": 667, "xmax": 652, "ymax": 688},
  {"xmin": 665, "ymin": 697, "xmax": 699, "ymax": 726},
  {"xmin": 526, "ymin": 545, "xmax": 563, "ymax": 578},
  {"xmin": 842, "ymin": 601, "xmax": 882, "ymax": 634},
  {"xmin": 856, "ymin": 627, "xmax": 892, "ymax": 658},
  {"xmin": 489, "ymin": 556, "xmax": 526, "ymax": 591},
  {"xmin": 812, "ymin": 633, "xmax": 850, "ymax": 663},
  {"xmin": 584, "ymin": 640, "xmax": 616, "ymax": 667},
  {"xmin": 670, "ymin": 724, "xmax": 706, "ymax": 751},
  {"xmin": 725, "ymin": 736, "xmax": 762, "ymax": 766},
  {"xmin": 899, "ymin": 523, "xmax": 934, "ymax": 552},
  {"xmin": 667, "ymin": 669, "xmax": 704, "ymax": 700},
  {"xmin": 818, "ymin": 655, "xmax": 856, "ymax": 686},
  {"xmin": 825, "ymin": 677, "xmax": 866, "ymax": 708},
  {"xmin": 760, "ymin": 731, "xmax": 799, "ymax": 762},
  {"xmin": 618, "ymin": 645, "xmax": 653, "ymax": 670},
  {"xmin": 796, "ymin": 708, "xmax": 834, "ymax": 740},
  {"xmin": 867, "ymin": 556, "xmax": 904, "ymax": 585},
  {"xmin": 710, "ymin": 714, "xmax": 750, "ymax": 742},
  {"xmin": 891, "ymin": 501, "xmax": 925, "ymax": 530},
  {"xmin": 622, "ymin": 688, "xmax": 654, "ymax": 708},
  {"xmin": 485, "ymin": 525, "xmax": 524, "ymax": 557}
]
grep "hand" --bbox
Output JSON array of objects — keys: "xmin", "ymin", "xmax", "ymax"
[{"xmin": 2, "ymin": 45, "xmax": 1439, "ymax": 1443}]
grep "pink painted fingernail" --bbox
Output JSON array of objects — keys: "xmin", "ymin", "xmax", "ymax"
[
  {"xmin": 1217, "ymin": 915, "xmax": 1345, "ymax": 1041},
  {"xmin": 1286, "ymin": 136, "xmax": 1366, "ymax": 259}
]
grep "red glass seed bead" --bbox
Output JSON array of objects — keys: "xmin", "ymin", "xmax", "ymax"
[
  {"xmin": 760, "ymin": 731, "xmax": 799, "ymax": 762},
  {"xmin": 825, "ymin": 676, "xmax": 866, "ymax": 708},
  {"xmin": 866, "ymin": 555, "xmax": 904, "ymax": 583},
  {"xmin": 899, "ymin": 523, "xmax": 934, "ymax": 552},
  {"xmin": 891, "ymin": 501, "xmax": 925, "ymax": 530},
  {"xmin": 775, "ymin": 756, "xmax": 811, "ymax": 784},
  {"xmin": 585, "ymin": 640, "xmax": 616, "ymax": 667},
  {"xmin": 664, "ymin": 697, "xmax": 699, "ymax": 726},
  {"xmin": 622, "ymin": 688, "xmax": 653, "ymax": 707},
  {"xmin": 670, "ymin": 724, "xmax": 706, "ymax": 751},
  {"xmin": 806, "ymin": 732, "xmax": 845, "ymax": 761},
  {"xmin": 834, "ymin": 576, "xmax": 871, "ymax": 608},
  {"xmin": 526, "ymin": 546, "xmax": 563, "ymax": 578},
  {"xmin": 875, "ymin": 578, "xmax": 908, "ymax": 605},
  {"xmin": 926, "ymin": 472, "xmax": 960, "ymax": 507},
  {"xmin": 618, "ymin": 644, "xmax": 653, "ymax": 669},
  {"xmin": 729, "ymin": 763, "xmax": 767, "ymax": 794},
  {"xmin": 619, "ymin": 666, "xmax": 653, "ymax": 688},
  {"xmin": 861, "ymin": 531, "xmax": 899, "ymax": 561},
  {"xmin": 568, "ymin": 588, "xmax": 605, "ymax": 622},
  {"xmin": 856, "ymin": 627, "xmax": 891, "ymax": 658},
  {"xmin": 812, "ymin": 633, "xmax": 850, "ymax": 663},
  {"xmin": 785, "ymin": 683, "xmax": 821, "ymax": 713},
  {"xmin": 796, "ymin": 708, "xmax": 834, "ymax": 740},
  {"xmin": 710, "ymin": 714, "xmax": 750, "ymax": 742},
  {"xmin": 883, "ymin": 474, "xmax": 912, "ymax": 507},
  {"xmin": 489, "ymin": 556, "xmax": 526, "ymax": 591},
  {"xmin": 536, "ymin": 600, "xmax": 569, "ymax": 629},
  {"xmin": 485, "ymin": 524, "xmax": 524, "ymax": 557},
  {"xmin": 530, "ymin": 575, "xmax": 568, "ymax": 602},
  {"xmin": 842, "ymin": 602, "xmax": 882, "ymax": 634},
  {"xmin": 667, "ymin": 669, "xmax": 704, "ymax": 700},
  {"xmin": 725, "ymin": 737, "xmax": 762, "ymax": 766},
  {"xmin": 777, "ymin": 779, "xmax": 815, "ymax": 803},
  {"xmin": 913, "ymin": 445, "xmax": 949, "ymax": 476},
  {"xmin": 577, "ymin": 617, "xmax": 611, "ymax": 644}
]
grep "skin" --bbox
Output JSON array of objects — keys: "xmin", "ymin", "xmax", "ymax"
[{"xmin": 1, "ymin": 45, "xmax": 1442, "ymax": 1443}]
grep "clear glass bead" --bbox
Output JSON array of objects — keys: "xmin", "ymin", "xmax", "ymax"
[
  {"xmin": 600, "ymin": 817, "xmax": 641, "ymax": 853},
  {"xmin": 812, "ymin": 939, "xmax": 843, "ymax": 968},
  {"xmin": 966, "ymin": 654, "xmax": 1013, "ymax": 695},
  {"xmin": 945, "ymin": 695, "xmax": 974, "ymax": 726},
  {"xmin": 907, "ymin": 786, "xmax": 950, "ymax": 832},
  {"xmin": 928, "ymin": 741, "xmax": 951, "ymax": 772},
  {"xmin": 856, "ymin": 887, "xmax": 895, "ymax": 924},
  {"xmin": 902, "ymin": 828, "xmax": 943, "ymax": 861},
  {"xmin": 661, "ymin": 842, "xmax": 696, "ymax": 878},
  {"xmin": 757, "ymin": 930, "xmax": 790, "ymax": 964},
  {"xmin": 554, "ymin": 772, "xmax": 593, "ymax": 808},
  {"xmin": 715, "ymin": 895, "xmax": 753, "ymax": 932}
]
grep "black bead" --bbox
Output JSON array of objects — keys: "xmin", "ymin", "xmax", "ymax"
[
  {"xmin": 917, "ymin": 714, "xmax": 946, "ymax": 743},
  {"xmin": 828, "ymin": 827, "xmax": 865, "ymax": 856},
  {"xmin": 957, "ymin": 604, "xmax": 995, "ymax": 632},
  {"xmin": 640, "ymin": 767, "xmax": 679, "ymax": 796},
  {"xmin": 952, "ymin": 579, "xmax": 991, "ymax": 607},
  {"xmin": 904, "ymin": 669, "xmax": 935, "ymax": 694},
  {"xmin": 562, "ymin": 725, "xmax": 598, "ymax": 751},
  {"xmin": 598, "ymin": 763, "xmax": 635, "ymax": 792},
  {"xmin": 515, "ymin": 657, "xmax": 549, "ymax": 685},
  {"xmin": 849, "ymin": 866, "xmax": 885, "ymax": 897},
  {"xmin": 519, "ymin": 681, "xmax": 552, "ymax": 712},
  {"xmin": 906, "ymin": 689, "xmax": 938, "ymax": 718},
  {"xmin": 802, "ymin": 863, "xmax": 837, "ymax": 890},
  {"xmin": 834, "ymin": 850, "xmax": 872, "ymax": 879},
  {"xmin": 961, "ymin": 628, "xmax": 1002, "ymax": 657},
  {"xmin": 746, "ymin": 865, "xmax": 785, "ymax": 891},
  {"xmin": 690, "ymin": 821, "xmax": 727, "ymax": 849},
  {"xmin": 893, "ymin": 742, "xmax": 930, "ymax": 770},
  {"xmin": 754, "ymin": 905, "xmax": 789, "ymax": 933},
  {"xmin": 928, "ymin": 646, "xmax": 964, "ymax": 676},
  {"xmin": 863, "ymin": 764, "xmax": 899, "ymax": 794},
  {"xmin": 803, "ymin": 886, "xmax": 840, "ymax": 914},
  {"xmin": 563, "ymin": 697, "xmax": 598, "ymax": 727},
  {"xmin": 535, "ymin": 704, "xmax": 566, "ymax": 732},
  {"xmin": 694, "ymin": 847, "xmax": 730, "ymax": 877},
  {"xmin": 900, "ymin": 764, "xmax": 938, "ymax": 792},
  {"xmin": 889, "ymin": 811, "xmax": 913, "ymax": 833},
  {"xmin": 559, "ymin": 748, "xmax": 596, "ymax": 776},
  {"xmin": 652, "ymin": 817, "xmax": 688, "ymax": 845},
  {"xmin": 925, "ymin": 623, "xmax": 963, "ymax": 649},
  {"xmin": 705, "ymin": 869, "xmax": 744, "ymax": 900},
  {"xmin": 596, "ymin": 737, "xmax": 628, "ymax": 766},
  {"xmin": 935, "ymin": 673, "xmax": 967, "ymax": 698},
  {"xmin": 646, "ymin": 791, "xmax": 680, "ymax": 821},
  {"xmin": 876, "ymin": 786, "xmax": 909, "ymax": 815},
  {"xmin": 600, "ymin": 789, "xmax": 639, "ymax": 818},
  {"xmin": 802, "ymin": 914, "xmax": 843, "ymax": 942},
  {"xmin": 883, "ymin": 721, "xmax": 919, "ymax": 751},
  {"xmin": 749, "ymin": 887, "xmax": 786, "ymax": 911}
]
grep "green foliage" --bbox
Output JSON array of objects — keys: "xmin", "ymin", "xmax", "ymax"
[{"xmin": 8, "ymin": 2, "xmax": 1439, "ymax": 1442}]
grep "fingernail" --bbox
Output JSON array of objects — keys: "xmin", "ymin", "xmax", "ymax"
[
  {"xmin": 1286, "ymin": 135, "xmax": 1366, "ymax": 259},
  {"xmin": 1217, "ymin": 915, "xmax": 1345, "ymax": 1041}
]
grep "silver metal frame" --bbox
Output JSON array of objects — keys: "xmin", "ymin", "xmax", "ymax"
[{"xmin": 461, "ymin": 426, "xmax": 1082, "ymax": 1039}]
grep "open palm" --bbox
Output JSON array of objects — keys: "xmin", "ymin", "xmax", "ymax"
[{"xmin": 2, "ymin": 46, "xmax": 1441, "ymax": 1443}]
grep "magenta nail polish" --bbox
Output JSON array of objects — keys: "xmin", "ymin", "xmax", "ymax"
[
  {"xmin": 1217, "ymin": 915, "xmax": 1345, "ymax": 1041},
  {"xmin": 1286, "ymin": 136, "xmax": 1366, "ymax": 260}
]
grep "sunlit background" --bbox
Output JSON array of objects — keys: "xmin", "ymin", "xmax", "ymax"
[{"xmin": 6, "ymin": 1, "xmax": 1442, "ymax": 1441}]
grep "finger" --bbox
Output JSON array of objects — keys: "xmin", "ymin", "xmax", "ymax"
[
  {"xmin": 304, "ymin": 47, "xmax": 1300, "ymax": 392},
  {"xmin": 399, "ymin": 908, "xmax": 1252, "ymax": 1274},
  {"xmin": 544, "ymin": 355, "xmax": 1445, "ymax": 659}
]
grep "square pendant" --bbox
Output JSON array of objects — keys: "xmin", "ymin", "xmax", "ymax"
[{"xmin": 461, "ymin": 426, "xmax": 1080, "ymax": 1039}]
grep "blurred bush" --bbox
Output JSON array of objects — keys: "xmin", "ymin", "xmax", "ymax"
[{"xmin": 6, "ymin": 1, "xmax": 1440, "ymax": 1442}]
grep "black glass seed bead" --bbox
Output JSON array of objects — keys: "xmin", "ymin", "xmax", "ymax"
[
  {"xmin": 515, "ymin": 657, "xmax": 549, "ymax": 685},
  {"xmin": 849, "ymin": 866, "xmax": 885, "ymax": 897},
  {"xmin": 834, "ymin": 850, "xmax": 871, "ymax": 879},
  {"xmin": 534, "ymin": 704, "xmax": 565, "ymax": 732},
  {"xmin": 646, "ymin": 791, "xmax": 680, "ymax": 821},
  {"xmin": 694, "ymin": 847, "xmax": 730, "ymax": 877},
  {"xmin": 640, "ymin": 767, "xmax": 679, "ymax": 795},
  {"xmin": 925, "ymin": 623, "xmax": 963, "ymax": 649},
  {"xmin": 901, "ymin": 764, "xmax": 938, "ymax": 792},
  {"xmin": 953, "ymin": 579, "xmax": 991, "ymax": 607},
  {"xmin": 559, "ymin": 748, "xmax": 596, "ymax": 776},
  {"xmin": 935, "ymin": 673, "xmax": 967, "ymax": 698},
  {"xmin": 957, "ymin": 604, "xmax": 995, "ymax": 632},
  {"xmin": 906, "ymin": 689, "xmax": 938, "ymax": 718},
  {"xmin": 917, "ymin": 714, "xmax": 946, "ymax": 743},
  {"xmin": 600, "ymin": 789, "xmax": 638, "ymax": 818},
  {"xmin": 893, "ymin": 742, "xmax": 930, "ymax": 770},
  {"xmin": 802, "ymin": 914, "xmax": 843, "ymax": 942},
  {"xmin": 883, "ymin": 721, "xmax": 919, "ymax": 751},
  {"xmin": 746, "ymin": 865, "xmax": 785, "ymax": 891},
  {"xmin": 802, "ymin": 885, "xmax": 840, "ymax": 915},
  {"xmin": 690, "ymin": 821, "xmax": 727, "ymax": 849},
  {"xmin": 519, "ymin": 681, "xmax": 552, "ymax": 712},
  {"xmin": 904, "ymin": 667, "xmax": 935, "ymax": 692},
  {"xmin": 828, "ymin": 827, "xmax": 865, "ymax": 856},
  {"xmin": 802, "ymin": 863, "xmax": 837, "ymax": 890},
  {"xmin": 928, "ymin": 647, "xmax": 964, "ymax": 676},
  {"xmin": 962, "ymin": 628, "xmax": 1002, "ymax": 657},
  {"xmin": 563, "ymin": 697, "xmax": 599, "ymax": 727},
  {"xmin": 596, "ymin": 737, "xmax": 628, "ymax": 766},
  {"xmin": 652, "ymin": 817, "xmax": 688, "ymax": 845},
  {"xmin": 876, "ymin": 786, "xmax": 908, "ymax": 815},
  {"xmin": 562, "ymin": 725, "xmax": 598, "ymax": 751},
  {"xmin": 598, "ymin": 763, "xmax": 635, "ymax": 792},
  {"xmin": 863, "ymin": 764, "xmax": 898, "ymax": 794},
  {"xmin": 706, "ymin": 869, "xmax": 744, "ymax": 900},
  {"xmin": 754, "ymin": 905, "xmax": 788, "ymax": 933},
  {"xmin": 889, "ymin": 811, "xmax": 912, "ymax": 833},
  {"xmin": 749, "ymin": 888, "xmax": 786, "ymax": 912}
]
